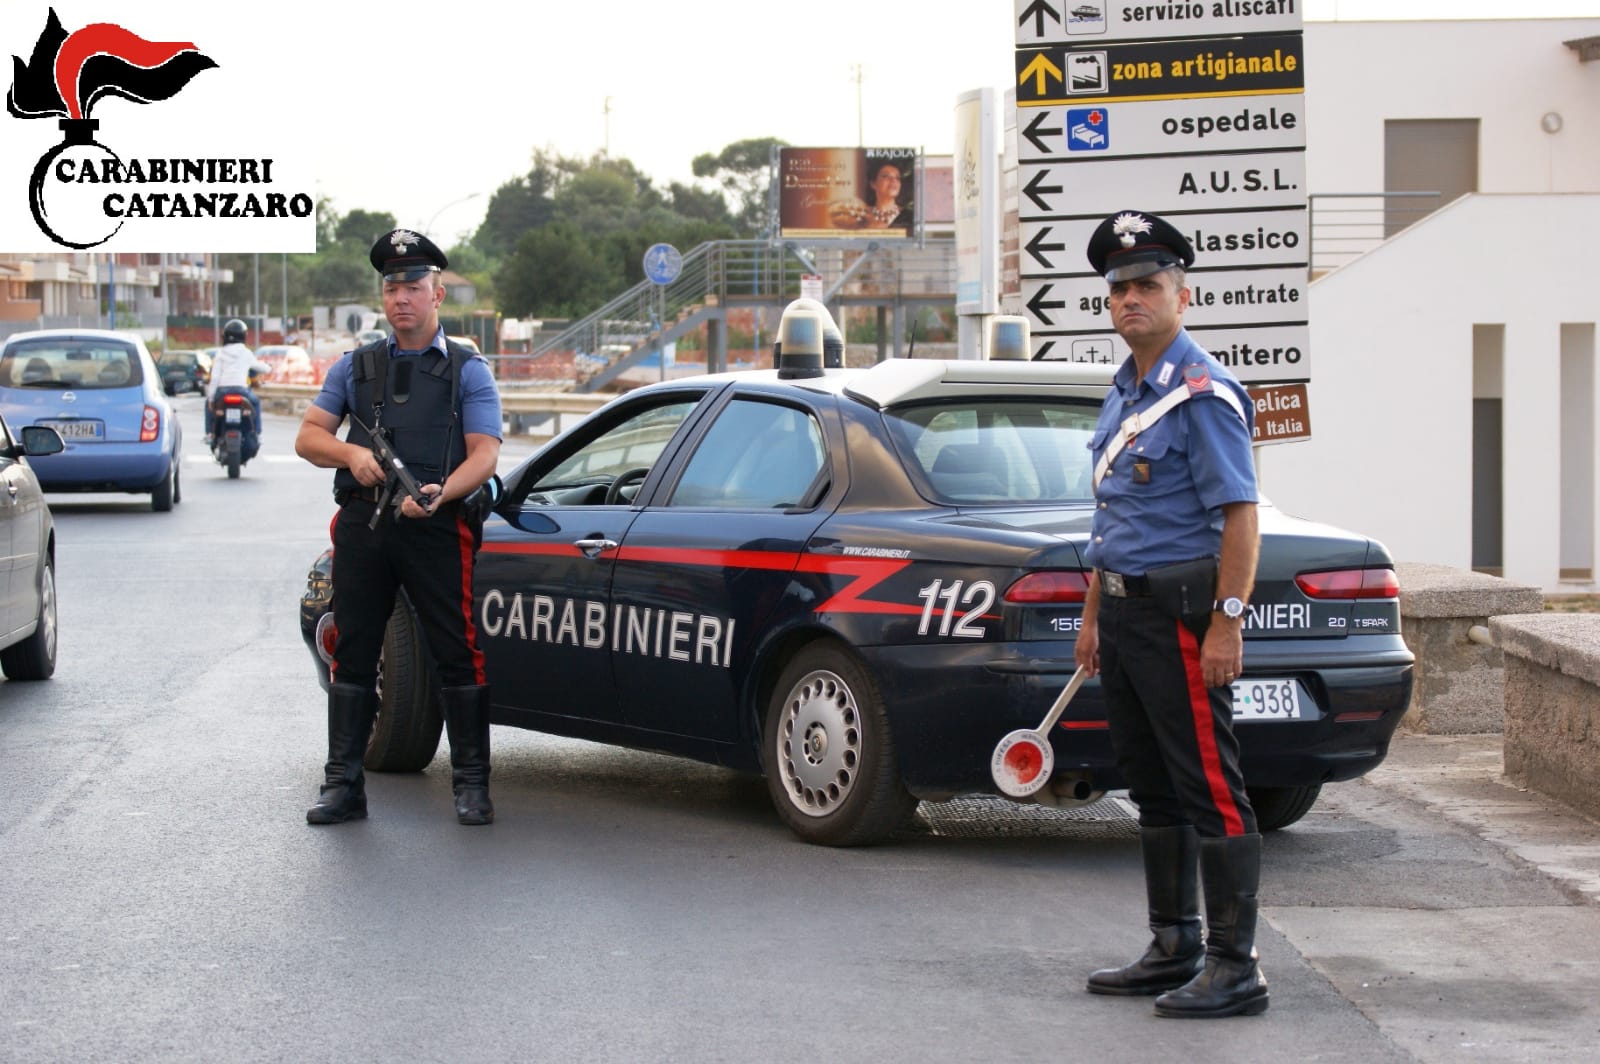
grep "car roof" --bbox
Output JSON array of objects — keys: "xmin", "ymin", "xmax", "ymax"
[
  {"xmin": 3, "ymin": 328, "xmax": 145, "ymax": 348},
  {"xmin": 653, "ymin": 359, "xmax": 1117, "ymax": 410}
]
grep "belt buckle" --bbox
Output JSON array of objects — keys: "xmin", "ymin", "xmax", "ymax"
[{"xmin": 1102, "ymin": 570, "xmax": 1127, "ymax": 597}]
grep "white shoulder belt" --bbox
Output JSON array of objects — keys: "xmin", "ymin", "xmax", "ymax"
[{"xmin": 1092, "ymin": 381, "xmax": 1247, "ymax": 492}]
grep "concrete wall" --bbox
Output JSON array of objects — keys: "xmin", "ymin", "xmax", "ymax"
[
  {"xmin": 1492, "ymin": 613, "xmax": 1600, "ymax": 822},
  {"xmin": 1257, "ymin": 194, "xmax": 1600, "ymax": 592},
  {"xmin": 1304, "ymin": 20, "xmax": 1600, "ymax": 197}
]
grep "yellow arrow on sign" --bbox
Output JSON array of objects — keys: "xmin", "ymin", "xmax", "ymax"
[{"xmin": 1019, "ymin": 53, "xmax": 1062, "ymax": 96}]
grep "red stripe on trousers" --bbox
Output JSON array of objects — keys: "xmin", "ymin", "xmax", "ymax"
[
  {"xmin": 456, "ymin": 514, "xmax": 486, "ymax": 685},
  {"xmin": 1176, "ymin": 620, "xmax": 1246, "ymax": 837}
]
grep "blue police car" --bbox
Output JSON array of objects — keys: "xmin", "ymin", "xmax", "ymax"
[{"xmin": 301, "ymin": 356, "xmax": 1413, "ymax": 846}]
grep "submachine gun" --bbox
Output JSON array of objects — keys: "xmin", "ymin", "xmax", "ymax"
[{"xmin": 350, "ymin": 412, "xmax": 433, "ymax": 529}]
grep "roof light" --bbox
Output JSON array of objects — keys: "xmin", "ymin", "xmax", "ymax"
[
  {"xmin": 1295, "ymin": 567, "xmax": 1400, "ymax": 600},
  {"xmin": 776, "ymin": 301, "xmax": 825, "ymax": 380},
  {"xmin": 987, "ymin": 315, "xmax": 1030, "ymax": 361}
]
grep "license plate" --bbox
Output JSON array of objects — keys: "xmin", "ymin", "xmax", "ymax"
[
  {"xmin": 224, "ymin": 408, "xmax": 242, "ymax": 424},
  {"xmin": 1231, "ymin": 677, "xmax": 1305, "ymax": 721},
  {"xmin": 39, "ymin": 419, "xmax": 103, "ymax": 440}
]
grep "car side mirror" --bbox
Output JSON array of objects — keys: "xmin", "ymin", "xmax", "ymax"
[{"xmin": 20, "ymin": 425, "xmax": 64, "ymax": 457}]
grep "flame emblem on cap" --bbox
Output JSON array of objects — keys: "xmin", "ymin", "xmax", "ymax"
[
  {"xmin": 390, "ymin": 229, "xmax": 419, "ymax": 254},
  {"xmin": 1112, "ymin": 212, "xmax": 1152, "ymax": 248}
]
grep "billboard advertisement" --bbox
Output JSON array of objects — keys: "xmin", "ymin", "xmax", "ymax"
[{"xmin": 778, "ymin": 147, "xmax": 917, "ymax": 239}]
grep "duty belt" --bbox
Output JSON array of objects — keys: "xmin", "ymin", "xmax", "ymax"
[
  {"xmin": 335, "ymin": 485, "xmax": 385, "ymax": 505},
  {"xmin": 1098, "ymin": 568, "xmax": 1152, "ymax": 598}
]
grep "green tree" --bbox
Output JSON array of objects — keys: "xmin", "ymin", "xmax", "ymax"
[
  {"xmin": 494, "ymin": 223, "xmax": 611, "ymax": 319},
  {"xmin": 691, "ymin": 136, "xmax": 784, "ymax": 236},
  {"xmin": 335, "ymin": 208, "xmax": 398, "ymax": 246}
]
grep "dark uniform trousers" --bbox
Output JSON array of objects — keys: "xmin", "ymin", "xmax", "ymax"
[
  {"xmin": 330, "ymin": 498, "xmax": 485, "ymax": 689},
  {"xmin": 1098, "ymin": 595, "xmax": 1257, "ymax": 838}
]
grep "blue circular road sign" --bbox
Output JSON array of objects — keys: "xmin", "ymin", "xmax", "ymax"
[{"xmin": 642, "ymin": 242, "xmax": 682, "ymax": 285}]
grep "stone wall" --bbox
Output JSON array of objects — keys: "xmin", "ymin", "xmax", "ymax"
[
  {"xmin": 1396, "ymin": 563, "xmax": 1543, "ymax": 734},
  {"xmin": 1492, "ymin": 613, "xmax": 1600, "ymax": 823}
]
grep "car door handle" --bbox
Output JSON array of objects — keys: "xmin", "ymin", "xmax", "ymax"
[{"xmin": 573, "ymin": 537, "xmax": 618, "ymax": 557}]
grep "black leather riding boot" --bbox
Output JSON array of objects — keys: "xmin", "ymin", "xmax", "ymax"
[
  {"xmin": 1155, "ymin": 833, "xmax": 1270, "ymax": 1018},
  {"xmin": 442, "ymin": 685, "xmax": 494, "ymax": 826},
  {"xmin": 306, "ymin": 683, "xmax": 378, "ymax": 825},
  {"xmin": 1087, "ymin": 825, "xmax": 1204, "ymax": 995}
]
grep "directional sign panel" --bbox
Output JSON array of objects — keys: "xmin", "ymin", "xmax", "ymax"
[
  {"xmin": 1030, "ymin": 322, "xmax": 1311, "ymax": 385},
  {"xmin": 1015, "ymin": 0, "xmax": 1304, "ymax": 47},
  {"xmin": 1022, "ymin": 210, "xmax": 1307, "ymax": 274},
  {"xmin": 1017, "ymin": 33, "xmax": 1303, "ymax": 106},
  {"xmin": 1019, "ymin": 153, "xmax": 1305, "ymax": 217},
  {"xmin": 1023, "ymin": 268, "xmax": 1306, "ymax": 331},
  {"xmin": 1017, "ymin": 96, "xmax": 1306, "ymax": 162}
]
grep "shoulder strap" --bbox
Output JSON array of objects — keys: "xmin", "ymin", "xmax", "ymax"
[{"xmin": 1092, "ymin": 376, "xmax": 1248, "ymax": 492}]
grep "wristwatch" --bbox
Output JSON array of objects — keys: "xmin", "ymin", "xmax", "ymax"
[{"xmin": 1214, "ymin": 596, "xmax": 1246, "ymax": 619}]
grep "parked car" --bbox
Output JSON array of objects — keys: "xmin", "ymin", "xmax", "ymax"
[
  {"xmin": 300, "ymin": 357, "xmax": 1414, "ymax": 845},
  {"xmin": 157, "ymin": 348, "xmax": 211, "ymax": 395},
  {"xmin": 254, "ymin": 344, "xmax": 316, "ymax": 385},
  {"xmin": 0, "ymin": 329, "xmax": 183, "ymax": 511},
  {"xmin": 354, "ymin": 329, "xmax": 388, "ymax": 347},
  {"xmin": 0, "ymin": 415, "xmax": 63, "ymax": 679}
]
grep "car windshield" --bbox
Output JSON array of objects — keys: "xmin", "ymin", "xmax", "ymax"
[
  {"xmin": 159, "ymin": 353, "xmax": 197, "ymax": 368},
  {"xmin": 883, "ymin": 398, "xmax": 1101, "ymax": 505},
  {"xmin": 1, "ymin": 337, "xmax": 143, "ymax": 390}
]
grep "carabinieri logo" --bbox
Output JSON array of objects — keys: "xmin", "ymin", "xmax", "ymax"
[{"xmin": 6, "ymin": 8, "xmax": 312, "ymax": 250}]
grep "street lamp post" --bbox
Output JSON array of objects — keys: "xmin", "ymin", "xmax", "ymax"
[{"xmin": 422, "ymin": 192, "xmax": 481, "ymax": 239}]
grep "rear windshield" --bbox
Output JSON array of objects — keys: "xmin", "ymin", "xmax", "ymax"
[
  {"xmin": 1, "ymin": 337, "xmax": 144, "ymax": 390},
  {"xmin": 884, "ymin": 399, "xmax": 1102, "ymax": 505}
]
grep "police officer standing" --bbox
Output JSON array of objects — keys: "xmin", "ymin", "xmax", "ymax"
[
  {"xmin": 1074, "ymin": 211, "xmax": 1268, "ymax": 1017},
  {"xmin": 295, "ymin": 229, "xmax": 503, "ymax": 826}
]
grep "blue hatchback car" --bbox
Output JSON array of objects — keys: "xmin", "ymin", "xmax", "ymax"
[{"xmin": 0, "ymin": 329, "xmax": 182, "ymax": 511}]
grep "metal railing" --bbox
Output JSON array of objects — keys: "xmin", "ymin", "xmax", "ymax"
[
  {"xmin": 1308, "ymin": 191, "xmax": 1443, "ymax": 277},
  {"xmin": 496, "ymin": 238, "xmax": 957, "ymax": 391}
]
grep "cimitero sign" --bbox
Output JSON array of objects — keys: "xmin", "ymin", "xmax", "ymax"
[{"xmin": 2, "ymin": 7, "xmax": 315, "ymax": 252}]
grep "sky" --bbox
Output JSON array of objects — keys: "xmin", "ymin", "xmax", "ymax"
[{"xmin": 3, "ymin": 1, "xmax": 1597, "ymax": 249}]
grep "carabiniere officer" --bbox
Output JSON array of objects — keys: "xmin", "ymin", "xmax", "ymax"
[
  {"xmin": 1073, "ymin": 210, "xmax": 1269, "ymax": 1018},
  {"xmin": 295, "ymin": 228, "xmax": 504, "ymax": 826}
]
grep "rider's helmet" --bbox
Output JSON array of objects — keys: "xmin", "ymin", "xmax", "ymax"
[{"xmin": 222, "ymin": 318, "xmax": 248, "ymax": 345}]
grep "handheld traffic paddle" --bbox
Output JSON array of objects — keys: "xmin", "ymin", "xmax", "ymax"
[{"xmin": 990, "ymin": 666, "xmax": 1088, "ymax": 798}]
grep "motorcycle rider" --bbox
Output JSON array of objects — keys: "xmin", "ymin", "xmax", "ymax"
[{"xmin": 205, "ymin": 319, "xmax": 269, "ymax": 444}]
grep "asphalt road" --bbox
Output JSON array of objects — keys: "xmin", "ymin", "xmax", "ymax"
[{"xmin": 0, "ymin": 397, "xmax": 1596, "ymax": 1063}]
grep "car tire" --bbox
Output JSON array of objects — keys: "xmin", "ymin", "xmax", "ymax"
[
  {"xmin": 762, "ymin": 641, "xmax": 916, "ymax": 846},
  {"xmin": 151, "ymin": 458, "xmax": 176, "ymax": 512},
  {"xmin": 1, "ymin": 556, "xmax": 57, "ymax": 681},
  {"xmin": 363, "ymin": 598, "xmax": 444, "ymax": 773},
  {"xmin": 1247, "ymin": 783, "xmax": 1322, "ymax": 832}
]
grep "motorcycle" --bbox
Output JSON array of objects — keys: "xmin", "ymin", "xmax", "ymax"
[{"xmin": 208, "ymin": 385, "xmax": 260, "ymax": 479}]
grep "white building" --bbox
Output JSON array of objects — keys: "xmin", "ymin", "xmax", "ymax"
[{"xmin": 1249, "ymin": 18, "xmax": 1600, "ymax": 593}]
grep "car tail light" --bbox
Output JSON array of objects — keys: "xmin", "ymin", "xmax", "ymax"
[
  {"xmin": 140, "ymin": 405, "xmax": 160, "ymax": 442},
  {"xmin": 315, "ymin": 612, "xmax": 337, "ymax": 666},
  {"xmin": 1005, "ymin": 570, "xmax": 1091, "ymax": 604},
  {"xmin": 1295, "ymin": 567, "xmax": 1400, "ymax": 600}
]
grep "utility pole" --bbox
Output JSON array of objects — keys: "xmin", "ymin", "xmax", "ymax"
[{"xmin": 851, "ymin": 64, "xmax": 863, "ymax": 146}]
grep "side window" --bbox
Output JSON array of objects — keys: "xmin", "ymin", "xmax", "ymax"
[
  {"xmin": 671, "ymin": 399, "xmax": 826, "ymax": 509},
  {"xmin": 515, "ymin": 399, "xmax": 699, "ymax": 507}
]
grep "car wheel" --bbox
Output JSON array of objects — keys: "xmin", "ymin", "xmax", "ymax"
[
  {"xmin": 151, "ymin": 459, "xmax": 176, "ymax": 511},
  {"xmin": 0, "ymin": 556, "xmax": 57, "ymax": 681},
  {"xmin": 763, "ymin": 641, "xmax": 916, "ymax": 846},
  {"xmin": 363, "ymin": 597, "xmax": 443, "ymax": 773},
  {"xmin": 172, "ymin": 459, "xmax": 182, "ymax": 504},
  {"xmin": 1247, "ymin": 783, "xmax": 1322, "ymax": 832}
]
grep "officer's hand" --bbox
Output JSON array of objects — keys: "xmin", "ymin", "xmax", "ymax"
[
  {"xmin": 1201, "ymin": 620, "xmax": 1244, "ymax": 689},
  {"xmin": 347, "ymin": 447, "xmax": 386, "ymax": 487},
  {"xmin": 1074, "ymin": 620, "xmax": 1099, "ymax": 678},
  {"xmin": 400, "ymin": 484, "xmax": 443, "ymax": 519}
]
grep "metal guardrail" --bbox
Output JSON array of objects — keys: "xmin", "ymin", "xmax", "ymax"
[
  {"xmin": 255, "ymin": 382, "xmax": 607, "ymax": 438},
  {"xmin": 502, "ymin": 238, "xmax": 958, "ymax": 391},
  {"xmin": 1308, "ymin": 191, "xmax": 1442, "ymax": 276}
]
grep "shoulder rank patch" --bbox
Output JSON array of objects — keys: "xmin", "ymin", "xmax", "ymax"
[{"xmin": 1182, "ymin": 362, "xmax": 1212, "ymax": 395}]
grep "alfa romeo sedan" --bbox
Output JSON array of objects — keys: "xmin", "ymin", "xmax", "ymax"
[{"xmin": 300, "ymin": 357, "xmax": 1413, "ymax": 846}]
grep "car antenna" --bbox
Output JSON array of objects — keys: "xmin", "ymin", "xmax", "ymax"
[{"xmin": 906, "ymin": 319, "xmax": 917, "ymax": 360}]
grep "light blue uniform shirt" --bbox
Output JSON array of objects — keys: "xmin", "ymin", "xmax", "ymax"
[
  {"xmin": 1084, "ymin": 328, "xmax": 1256, "ymax": 575},
  {"xmin": 312, "ymin": 327, "xmax": 502, "ymax": 439}
]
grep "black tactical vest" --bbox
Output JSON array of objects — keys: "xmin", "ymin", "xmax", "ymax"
[{"xmin": 332, "ymin": 338, "xmax": 472, "ymax": 494}]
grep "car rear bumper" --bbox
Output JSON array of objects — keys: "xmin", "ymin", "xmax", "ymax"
[
  {"xmin": 869, "ymin": 638, "xmax": 1414, "ymax": 800},
  {"xmin": 32, "ymin": 447, "xmax": 174, "ymax": 492}
]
